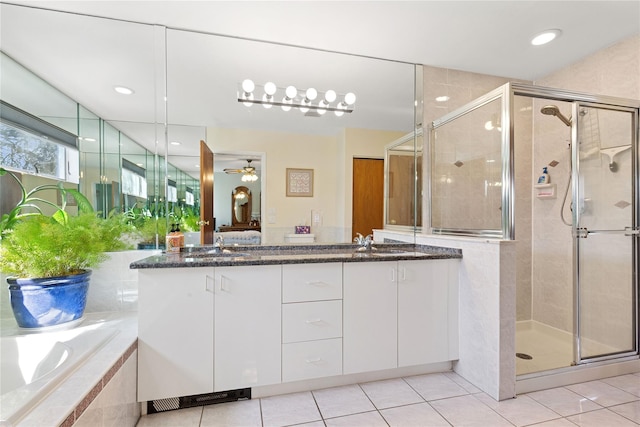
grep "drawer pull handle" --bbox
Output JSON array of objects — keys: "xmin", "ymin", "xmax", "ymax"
[
  {"xmin": 305, "ymin": 357, "xmax": 323, "ymax": 364},
  {"xmin": 305, "ymin": 318, "xmax": 323, "ymax": 325},
  {"xmin": 306, "ymin": 281, "xmax": 328, "ymax": 287}
]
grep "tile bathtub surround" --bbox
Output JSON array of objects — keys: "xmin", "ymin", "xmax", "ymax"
[
  {"xmin": 61, "ymin": 342, "xmax": 138, "ymax": 427},
  {"xmin": 13, "ymin": 313, "xmax": 138, "ymax": 427},
  {"xmin": 136, "ymin": 371, "xmax": 640, "ymax": 427}
]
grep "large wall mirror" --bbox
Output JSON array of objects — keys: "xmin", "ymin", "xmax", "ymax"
[
  {"xmin": 164, "ymin": 28, "xmax": 418, "ymax": 244},
  {"xmin": 0, "ymin": 4, "xmax": 419, "ymax": 246}
]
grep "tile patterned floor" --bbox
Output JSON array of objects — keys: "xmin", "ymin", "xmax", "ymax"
[{"xmin": 136, "ymin": 371, "xmax": 640, "ymax": 426}]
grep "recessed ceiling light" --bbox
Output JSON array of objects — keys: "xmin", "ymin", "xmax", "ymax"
[
  {"xmin": 170, "ymin": 141, "xmax": 181, "ymax": 146},
  {"xmin": 114, "ymin": 86, "xmax": 134, "ymax": 95},
  {"xmin": 435, "ymin": 95, "xmax": 450, "ymax": 102},
  {"xmin": 531, "ymin": 29, "xmax": 562, "ymax": 46}
]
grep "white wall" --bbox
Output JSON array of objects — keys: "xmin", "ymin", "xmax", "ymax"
[{"xmin": 207, "ymin": 126, "xmax": 404, "ymax": 243}]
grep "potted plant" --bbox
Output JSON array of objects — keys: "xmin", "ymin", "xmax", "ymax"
[{"xmin": 0, "ymin": 167, "xmax": 130, "ymax": 328}]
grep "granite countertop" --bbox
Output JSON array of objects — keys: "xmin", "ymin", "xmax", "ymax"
[{"xmin": 130, "ymin": 243, "xmax": 462, "ymax": 269}]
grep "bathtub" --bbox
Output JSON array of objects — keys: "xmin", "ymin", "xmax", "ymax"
[{"xmin": 0, "ymin": 317, "xmax": 119, "ymax": 426}]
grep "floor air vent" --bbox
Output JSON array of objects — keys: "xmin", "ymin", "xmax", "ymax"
[{"xmin": 147, "ymin": 388, "xmax": 251, "ymax": 414}]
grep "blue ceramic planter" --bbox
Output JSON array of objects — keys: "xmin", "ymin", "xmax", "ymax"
[{"xmin": 7, "ymin": 270, "xmax": 91, "ymax": 328}]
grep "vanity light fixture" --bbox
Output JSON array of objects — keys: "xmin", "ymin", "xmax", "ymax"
[
  {"xmin": 237, "ymin": 80, "xmax": 355, "ymax": 116},
  {"xmin": 113, "ymin": 86, "xmax": 134, "ymax": 95},
  {"xmin": 531, "ymin": 29, "xmax": 562, "ymax": 46}
]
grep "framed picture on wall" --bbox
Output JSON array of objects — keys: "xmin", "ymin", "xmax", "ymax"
[{"xmin": 286, "ymin": 168, "xmax": 314, "ymax": 197}]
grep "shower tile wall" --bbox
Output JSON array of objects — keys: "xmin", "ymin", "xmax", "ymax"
[
  {"xmin": 531, "ymin": 34, "xmax": 640, "ymax": 341},
  {"xmin": 422, "ymin": 65, "xmax": 531, "ymax": 230}
]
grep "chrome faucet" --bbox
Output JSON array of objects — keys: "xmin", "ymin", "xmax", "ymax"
[
  {"xmin": 214, "ymin": 235, "xmax": 225, "ymax": 250},
  {"xmin": 354, "ymin": 233, "xmax": 374, "ymax": 250}
]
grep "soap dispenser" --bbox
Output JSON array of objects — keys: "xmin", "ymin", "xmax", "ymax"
[{"xmin": 537, "ymin": 167, "xmax": 550, "ymax": 184}]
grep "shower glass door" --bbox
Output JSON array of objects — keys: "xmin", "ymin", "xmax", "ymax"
[{"xmin": 574, "ymin": 102, "xmax": 638, "ymax": 363}]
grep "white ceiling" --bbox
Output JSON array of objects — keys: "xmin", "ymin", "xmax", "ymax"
[{"xmin": 1, "ymin": 1, "xmax": 639, "ymax": 176}]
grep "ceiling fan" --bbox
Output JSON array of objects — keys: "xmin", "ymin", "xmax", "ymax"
[{"xmin": 224, "ymin": 159, "xmax": 258, "ymax": 182}]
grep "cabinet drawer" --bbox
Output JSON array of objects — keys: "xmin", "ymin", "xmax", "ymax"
[
  {"xmin": 283, "ymin": 300, "xmax": 342, "ymax": 343},
  {"xmin": 282, "ymin": 338, "xmax": 342, "ymax": 382},
  {"xmin": 282, "ymin": 263, "xmax": 342, "ymax": 303}
]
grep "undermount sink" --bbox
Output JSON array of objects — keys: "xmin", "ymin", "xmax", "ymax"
[
  {"xmin": 184, "ymin": 250, "xmax": 250, "ymax": 258},
  {"xmin": 352, "ymin": 247, "xmax": 414, "ymax": 257}
]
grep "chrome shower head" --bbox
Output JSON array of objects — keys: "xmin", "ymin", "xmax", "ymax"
[{"xmin": 540, "ymin": 104, "xmax": 572, "ymax": 127}]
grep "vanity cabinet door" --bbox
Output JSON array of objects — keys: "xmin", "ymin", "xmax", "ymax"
[
  {"xmin": 138, "ymin": 267, "xmax": 214, "ymax": 401},
  {"xmin": 397, "ymin": 259, "xmax": 459, "ymax": 367},
  {"xmin": 214, "ymin": 265, "xmax": 281, "ymax": 391},
  {"xmin": 343, "ymin": 261, "xmax": 397, "ymax": 374}
]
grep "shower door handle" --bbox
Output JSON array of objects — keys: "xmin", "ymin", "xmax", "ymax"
[{"xmin": 574, "ymin": 227, "xmax": 639, "ymax": 238}]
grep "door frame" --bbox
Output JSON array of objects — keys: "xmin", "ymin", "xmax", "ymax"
[
  {"xmin": 510, "ymin": 83, "xmax": 640, "ymax": 366},
  {"xmin": 571, "ymin": 101, "xmax": 640, "ymax": 365}
]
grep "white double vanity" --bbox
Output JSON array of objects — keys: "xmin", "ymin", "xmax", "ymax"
[{"xmin": 132, "ymin": 244, "xmax": 461, "ymax": 408}]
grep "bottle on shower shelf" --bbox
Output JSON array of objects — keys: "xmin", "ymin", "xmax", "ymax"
[{"xmin": 537, "ymin": 167, "xmax": 550, "ymax": 184}]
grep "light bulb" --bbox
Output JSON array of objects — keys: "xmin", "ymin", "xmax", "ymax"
[
  {"xmin": 318, "ymin": 100, "xmax": 328, "ymax": 115},
  {"xmin": 285, "ymin": 85, "xmax": 297, "ymax": 99},
  {"xmin": 241, "ymin": 79, "xmax": 255, "ymax": 94},
  {"xmin": 262, "ymin": 93, "xmax": 273, "ymax": 108},
  {"xmin": 281, "ymin": 97, "xmax": 292, "ymax": 111},
  {"xmin": 324, "ymin": 90, "xmax": 337, "ymax": 103},
  {"xmin": 344, "ymin": 92, "xmax": 356, "ymax": 105},
  {"xmin": 305, "ymin": 88, "xmax": 318, "ymax": 101},
  {"xmin": 242, "ymin": 93, "xmax": 254, "ymax": 107},
  {"xmin": 264, "ymin": 81, "xmax": 277, "ymax": 96},
  {"xmin": 335, "ymin": 103, "xmax": 345, "ymax": 117}
]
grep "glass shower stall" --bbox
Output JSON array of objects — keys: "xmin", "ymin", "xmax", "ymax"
[{"xmin": 429, "ymin": 82, "xmax": 639, "ymax": 375}]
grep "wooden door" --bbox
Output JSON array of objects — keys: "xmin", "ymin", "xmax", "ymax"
[
  {"xmin": 200, "ymin": 140, "xmax": 214, "ymax": 244},
  {"xmin": 352, "ymin": 158, "xmax": 384, "ymax": 239}
]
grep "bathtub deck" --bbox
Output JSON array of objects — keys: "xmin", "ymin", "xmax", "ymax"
[{"xmin": 0, "ymin": 312, "xmax": 137, "ymax": 426}]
